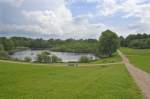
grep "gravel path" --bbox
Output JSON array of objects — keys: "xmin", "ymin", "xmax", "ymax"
[{"xmin": 118, "ymin": 50, "xmax": 150, "ymax": 99}]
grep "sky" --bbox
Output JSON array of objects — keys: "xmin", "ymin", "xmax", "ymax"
[{"xmin": 0, "ymin": 0, "xmax": 150, "ymax": 39}]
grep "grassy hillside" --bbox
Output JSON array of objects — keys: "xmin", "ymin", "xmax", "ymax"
[
  {"xmin": 120, "ymin": 48, "xmax": 150, "ymax": 73},
  {"xmin": 0, "ymin": 61, "xmax": 142, "ymax": 99},
  {"xmin": 92, "ymin": 53, "xmax": 122, "ymax": 64}
]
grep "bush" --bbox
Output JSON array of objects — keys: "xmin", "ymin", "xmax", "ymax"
[
  {"xmin": 79, "ymin": 56, "xmax": 91, "ymax": 63},
  {"xmin": 51, "ymin": 55, "xmax": 62, "ymax": 63},
  {"xmin": 0, "ymin": 44, "xmax": 4, "ymax": 51},
  {"xmin": 0, "ymin": 51, "xmax": 9, "ymax": 59},
  {"xmin": 24, "ymin": 57, "xmax": 32, "ymax": 62},
  {"xmin": 0, "ymin": 44, "xmax": 9, "ymax": 59},
  {"xmin": 36, "ymin": 52, "xmax": 51, "ymax": 63},
  {"xmin": 43, "ymin": 51, "xmax": 51, "ymax": 55},
  {"xmin": 36, "ymin": 51, "xmax": 61, "ymax": 63}
]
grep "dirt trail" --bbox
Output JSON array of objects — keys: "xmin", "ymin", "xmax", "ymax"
[{"xmin": 118, "ymin": 50, "xmax": 150, "ymax": 99}]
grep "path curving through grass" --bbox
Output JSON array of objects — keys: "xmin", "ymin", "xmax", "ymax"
[{"xmin": 118, "ymin": 50, "xmax": 150, "ymax": 99}]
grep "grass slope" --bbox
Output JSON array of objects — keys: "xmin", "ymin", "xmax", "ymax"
[
  {"xmin": 92, "ymin": 53, "xmax": 122, "ymax": 64},
  {"xmin": 120, "ymin": 48, "xmax": 150, "ymax": 73},
  {"xmin": 0, "ymin": 61, "xmax": 142, "ymax": 99}
]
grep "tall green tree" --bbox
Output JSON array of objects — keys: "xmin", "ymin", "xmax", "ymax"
[
  {"xmin": 119, "ymin": 36, "xmax": 127, "ymax": 47},
  {"xmin": 3, "ymin": 39, "xmax": 14, "ymax": 51},
  {"xmin": 0, "ymin": 44, "xmax": 9, "ymax": 59},
  {"xmin": 0, "ymin": 44, "xmax": 4, "ymax": 51},
  {"xmin": 98, "ymin": 30, "xmax": 120, "ymax": 57}
]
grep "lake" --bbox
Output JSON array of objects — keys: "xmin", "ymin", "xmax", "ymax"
[{"xmin": 10, "ymin": 50, "xmax": 98, "ymax": 62}]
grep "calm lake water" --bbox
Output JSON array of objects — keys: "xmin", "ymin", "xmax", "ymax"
[{"xmin": 10, "ymin": 50, "xmax": 98, "ymax": 62}]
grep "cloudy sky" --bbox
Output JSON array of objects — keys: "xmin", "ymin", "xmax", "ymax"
[{"xmin": 0, "ymin": 0, "xmax": 150, "ymax": 39}]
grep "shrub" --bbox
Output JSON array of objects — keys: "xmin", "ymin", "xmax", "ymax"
[
  {"xmin": 24, "ymin": 57, "xmax": 32, "ymax": 62},
  {"xmin": 79, "ymin": 56, "xmax": 90, "ymax": 63},
  {"xmin": 51, "ymin": 55, "xmax": 62, "ymax": 63},
  {"xmin": 0, "ymin": 51, "xmax": 9, "ymax": 59},
  {"xmin": 36, "ymin": 51, "xmax": 51, "ymax": 63},
  {"xmin": 43, "ymin": 51, "xmax": 51, "ymax": 55},
  {"xmin": 0, "ymin": 44, "xmax": 9, "ymax": 59},
  {"xmin": 36, "ymin": 51, "xmax": 62, "ymax": 63}
]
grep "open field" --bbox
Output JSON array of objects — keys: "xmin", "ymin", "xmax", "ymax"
[
  {"xmin": 120, "ymin": 48, "xmax": 150, "ymax": 73},
  {"xmin": 0, "ymin": 61, "xmax": 142, "ymax": 99}
]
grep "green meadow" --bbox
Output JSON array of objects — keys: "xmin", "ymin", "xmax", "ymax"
[
  {"xmin": 92, "ymin": 53, "xmax": 122, "ymax": 64},
  {"xmin": 0, "ymin": 61, "xmax": 142, "ymax": 99},
  {"xmin": 120, "ymin": 48, "xmax": 150, "ymax": 73}
]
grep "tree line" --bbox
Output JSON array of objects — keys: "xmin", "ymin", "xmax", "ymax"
[
  {"xmin": 120, "ymin": 34, "xmax": 150, "ymax": 49},
  {"xmin": 0, "ymin": 37, "xmax": 98, "ymax": 52},
  {"xmin": 0, "ymin": 37, "xmax": 98, "ymax": 60},
  {"xmin": 0, "ymin": 30, "xmax": 149, "ymax": 62}
]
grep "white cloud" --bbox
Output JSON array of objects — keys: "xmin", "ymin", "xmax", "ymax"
[
  {"xmin": 1, "ymin": 0, "xmax": 149, "ymax": 39},
  {"xmin": 122, "ymin": 1, "xmax": 150, "ymax": 25},
  {"xmin": 22, "ymin": 8, "xmax": 107, "ymax": 39},
  {"xmin": 0, "ymin": 0, "xmax": 24, "ymax": 7},
  {"xmin": 99, "ymin": 0, "xmax": 120, "ymax": 16},
  {"xmin": 67, "ymin": 0, "xmax": 100, "ymax": 4},
  {"xmin": 21, "ymin": 0, "xmax": 107, "ymax": 39},
  {"xmin": 99, "ymin": 0, "xmax": 150, "ymax": 24},
  {"xmin": 0, "ymin": 24, "xmax": 45, "ymax": 34},
  {"xmin": 98, "ymin": 0, "xmax": 150, "ymax": 34},
  {"xmin": 23, "ymin": 3, "xmax": 73, "ymax": 34}
]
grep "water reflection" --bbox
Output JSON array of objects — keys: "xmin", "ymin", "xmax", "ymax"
[{"xmin": 10, "ymin": 50, "xmax": 98, "ymax": 62}]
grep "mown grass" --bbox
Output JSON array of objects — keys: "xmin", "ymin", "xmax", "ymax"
[
  {"xmin": 0, "ymin": 61, "xmax": 142, "ymax": 99},
  {"xmin": 92, "ymin": 53, "xmax": 122, "ymax": 64},
  {"xmin": 120, "ymin": 47, "xmax": 150, "ymax": 73}
]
